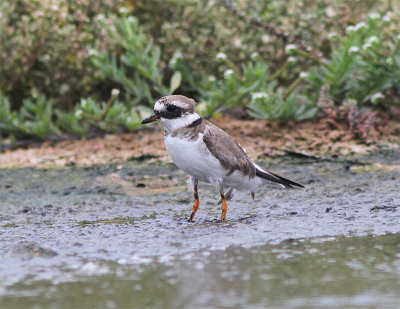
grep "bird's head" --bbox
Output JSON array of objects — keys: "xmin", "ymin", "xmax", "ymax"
[{"xmin": 141, "ymin": 95, "xmax": 200, "ymax": 132}]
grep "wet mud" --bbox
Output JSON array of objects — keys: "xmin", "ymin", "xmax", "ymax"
[{"xmin": 0, "ymin": 149, "xmax": 399, "ymax": 308}]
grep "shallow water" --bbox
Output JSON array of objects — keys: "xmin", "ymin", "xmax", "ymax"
[{"xmin": 0, "ymin": 152, "xmax": 399, "ymax": 308}]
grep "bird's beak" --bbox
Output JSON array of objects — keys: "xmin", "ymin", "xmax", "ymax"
[{"xmin": 141, "ymin": 114, "xmax": 159, "ymax": 124}]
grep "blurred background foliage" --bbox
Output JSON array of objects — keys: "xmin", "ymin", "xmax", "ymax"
[{"xmin": 0, "ymin": 0, "xmax": 399, "ymax": 141}]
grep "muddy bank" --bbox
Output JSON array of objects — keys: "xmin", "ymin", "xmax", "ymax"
[{"xmin": 0, "ymin": 149, "xmax": 399, "ymax": 307}]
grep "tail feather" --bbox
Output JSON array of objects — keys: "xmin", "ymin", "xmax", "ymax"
[{"xmin": 254, "ymin": 164, "xmax": 304, "ymax": 189}]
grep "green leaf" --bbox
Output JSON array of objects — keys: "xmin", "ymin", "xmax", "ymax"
[{"xmin": 169, "ymin": 71, "xmax": 182, "ymax": 94}]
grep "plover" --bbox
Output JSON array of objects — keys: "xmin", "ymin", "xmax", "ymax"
[{"xmin": 142, "ymin": 95, "xmax": 304, "ymax": 222}]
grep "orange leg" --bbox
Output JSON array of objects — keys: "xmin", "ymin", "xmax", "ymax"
[
  {"xmin": 220, "ymin": 196, "xmax": 228, "ymax": 222},
  {"xmin": 189, "ymin": 179, "xmax": 199, "ymax": 222},
  {"xmin": 219, "ymin": 181, "xmax": 228, "ymax": 222}
]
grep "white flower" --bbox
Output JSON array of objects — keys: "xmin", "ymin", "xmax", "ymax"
[
  {"xmin": 362, "ymin": 42, "xmax": 372, "ymax": 50},
  {"xmin": 285, "ymin": 44, "xmax": 297, "ymax": 54},
  {"xmin": 119, "ymin": 7, "xmax": 129, "ymax": 14},
  {"xmin": 96, "ymin": 14, "xmax": 105, "ymax": 21},
  {"xmin": 299, "ymin": 72, "xmax": 309, "ymax": 79},
  {"xmin": 127, "ymin": 16, "xmax": 135, "ymax": 22},
  {"xmin": 208, "ymin": 76, "xmax": 216, "ymax": 82},
  {"xmin": 345, "ymin": 25, "xmax": 356, "ymax": 34},
  {"xmin": 250, "ymin": 52, "xmax": 259, "ymax": 59},
  {"xmin": 348, "ymin": 46, "xmax": 360, "ymax": 54},
  {"xmin": 50, "ymin": 4, "xmax": 59, "ymax": 11},
  {"xmin": 261, "ymin": 35, "xmax": 271, "ymax": 43},
  {"xmin": 383, "ymin": 15, "xmax": 391, "ymax": 22},
  {"xmin": 328, "ymin": 32, "xmax": 337, "ymax": 39},
  {"xmin": 75, "ymin": 109, "xmax": 83, "ymax": 119},
  {"xmin": 367, "ymin": 36, "xmax": 379, "ymax": 44},
  {"xmin": 287, "ymin": 56, "xmax": 297, "ymax": 63},
  {"xmin": 368, "ymin": 12, "xmax": 381, "ymax": 20},
  {"xmin": 354, "ymin": 21, "xmax": 367, "ymax": 31},
  {"xmin": 88, "ymin": 49, "xmax": 98, "ymax": 56},
  {"xmin": 215, "ymin": 52, "xmax": 227, "ymax": 61},
  {"xmin": 233, "ymin": 39, "xmax": 242, "ymax": 48},
  {"xmin": 371, "ymin": 92, "xmax": 384, "ymax": 103},
  {"xmin": 111, "ymin": 89, "xmax": 120, "ymax": 96},
  {"xmin": 35, "ymin": 11, "xmax": 45, "ymax": 18},
  {"xmin": 223, "ymin": 69, "xmax": 234, "ymax": 79},
  {"xmin": 81, "ymin": 100, "xmax": 88, "ymax": 109},
  {"xmin": 363, "ymin": 36, "xmax": 379, "ymax": 50},
  {"xmin": 326, "ymin": 7, "xmax": 335, "ymax": 17},
  {"xmin": 251, "ymin": 92, "xmax": 269, "ymax": 101}
]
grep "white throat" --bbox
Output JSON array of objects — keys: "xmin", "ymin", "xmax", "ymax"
[{"xmin": 159, "ymin": 113, "xmax": 200, "ymax": 133}]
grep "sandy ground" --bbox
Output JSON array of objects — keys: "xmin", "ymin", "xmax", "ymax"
[{"xmin": 0, "ymin": 117, "xmax": 399, "ymax": 168}]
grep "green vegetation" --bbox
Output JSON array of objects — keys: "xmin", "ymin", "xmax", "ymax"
[{"xmin": 1, "ymin": 0, "xmax": 399, "ymax": 142}]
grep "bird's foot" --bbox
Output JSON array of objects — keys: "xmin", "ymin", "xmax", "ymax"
[{"xmin": 188, "ymin": 212, "xmax": 195, "ymax": 222}]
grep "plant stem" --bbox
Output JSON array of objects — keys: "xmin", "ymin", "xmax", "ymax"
[{"xmin": 283, "ymin": 76, "xmax": 303, "ymax": 100}]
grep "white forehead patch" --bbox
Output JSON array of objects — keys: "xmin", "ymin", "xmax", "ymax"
[
  {"xmin": 154, "ymin": 101, "xmax": 165, "ymax": 112},
  {"xmin": 154, "ymin": 100, "xmax": 188, "ymax": 112}
]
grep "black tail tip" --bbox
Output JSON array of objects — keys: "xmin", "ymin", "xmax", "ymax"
[{"xmin": 286, "ymin": 182, "xmax": 305, "ymax": 189}]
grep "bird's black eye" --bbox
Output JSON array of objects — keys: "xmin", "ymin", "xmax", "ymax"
[{"xmin": 167, "ymin": 105, "xmax": 177, "ymax": 112}]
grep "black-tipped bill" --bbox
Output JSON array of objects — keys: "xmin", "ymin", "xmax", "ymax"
[{"xmin": 141, "ymin": 114, "xmax": 159, "ymax": 124}]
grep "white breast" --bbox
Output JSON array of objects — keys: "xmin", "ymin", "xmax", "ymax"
[
  {"xmin": 164, "ymin": 133, "xmax": 226, "ymax": 184},
  {"xmin": 164, "ymin": 133, "xmax": 263, "ymax": 192}
]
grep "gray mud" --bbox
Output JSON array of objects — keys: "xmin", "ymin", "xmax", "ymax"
[{"xmin": 0, "ymin": 150, "xmax": 399, "ymax": 308}]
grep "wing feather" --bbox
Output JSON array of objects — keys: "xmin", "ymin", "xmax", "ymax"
[{"xmin": 202, "ymin": 121, "xmax": 256, "ymax": 178}]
